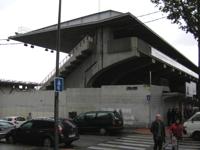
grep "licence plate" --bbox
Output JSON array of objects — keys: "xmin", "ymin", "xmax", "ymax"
[{"xmin": 69, "ymin": 134, "xmax": 75, "ymax": 138}]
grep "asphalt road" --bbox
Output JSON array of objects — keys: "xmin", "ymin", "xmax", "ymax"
[
  {"xmin": 1, "ymin": 133, "xmax": 199, "ymax": 150},
  {"xmin": 0, "ymin": 134, "xmax": 120, "ymax": 150}
]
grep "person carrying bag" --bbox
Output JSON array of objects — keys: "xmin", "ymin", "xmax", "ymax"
[{"xmin": 169, "ymin": 119, "xmax": 183, "ymax": 150}]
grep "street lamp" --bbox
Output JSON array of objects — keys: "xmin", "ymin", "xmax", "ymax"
[{"xmin": 54, "ymin": 0, "xmax": 62, "ymax": 150}]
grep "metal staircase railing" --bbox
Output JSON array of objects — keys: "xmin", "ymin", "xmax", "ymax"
[{"xmin": 40, "ymin": 35, "xmax": 93, "ymax": 89}]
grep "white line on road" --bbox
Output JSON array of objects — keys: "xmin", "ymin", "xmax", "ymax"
[
  {"xmin": 115, "ymin": 139, "xmax": 153, "ymax": 145},
  {"xmin": 121, "ymin": 137, "xmax": 153, "ymax": 142},
  {"xmin": 98, "ymin": 143, "xmax": 146, "ymax": 150},
  {"xmin": 88, "ymin": 146, "xmax": 118, "ymax": 150},
  {"xmin": 107, "ymin": 141, "xmax": 151, "ymax": 147}
]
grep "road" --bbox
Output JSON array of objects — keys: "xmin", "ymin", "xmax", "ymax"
[
  {"xmin": 0, "ymin": 133, "xmax": 200, "ymax": 150},
  {"xmin": 0, "ymin": 134, "xmax": 119, "ymax": 150}
]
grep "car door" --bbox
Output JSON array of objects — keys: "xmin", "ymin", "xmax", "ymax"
[
  {"xmin": 15, "ymin": 121, "xmax": 33, "ymax": 143},
  {"xmin": 84, "ymin": 112, "xmax": 97, "ymax": 131},
  {"xmin": 74, "ymin": 113, "xmax": 87, "ymax": 129},
  {"xmin": 30, "ymin": 120, "xmax": 50, "ymax": 144},
  {"xmin": 190, "ymin": 114, "xmax": 200, "ymax": 133},
  {"xmin": 96, "ymin": 112, "xmax": 111, "ymax": 128}
]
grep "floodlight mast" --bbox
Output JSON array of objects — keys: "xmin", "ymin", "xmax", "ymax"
[{"xmin": 54, "ymin": 0, "xmax": 61, "ymax": 150}]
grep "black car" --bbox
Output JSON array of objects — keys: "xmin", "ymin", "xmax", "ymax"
[
  {"xmin": 6, "ymin": 118, "xmax": 79, "ymax": 147},
  {"xmin": 73, "ymin": 111, "xmax": 123, "ymax": 134},
  {"xmin": 0, "ymin": 120, "xmax": 15, "ymax": 139}
]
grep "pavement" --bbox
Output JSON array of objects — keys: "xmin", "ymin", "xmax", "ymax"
[
  {"xmin": 132, "ymin": 128, "xmax": 151, "ymax": 134},
  {"xmin": 121, "ymin": 127, "xmax": 151, "ymax": 135}
]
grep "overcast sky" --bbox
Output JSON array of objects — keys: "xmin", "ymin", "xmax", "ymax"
[{"xmin": 0, "ymin": 0, "xmax": 198, "ymax": 83}]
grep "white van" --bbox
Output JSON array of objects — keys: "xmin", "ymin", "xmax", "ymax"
[{"xmin": 183, "ymin": 112, "xmax": 200, "ymax": 140}]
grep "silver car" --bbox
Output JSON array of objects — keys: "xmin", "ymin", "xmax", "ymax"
[{"xmin": 0, "ymin": 120, "xmax": 15, "ymax": 139}]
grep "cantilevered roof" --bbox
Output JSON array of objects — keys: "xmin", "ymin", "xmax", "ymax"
[{"xmin": 9, "ymin": 10, "xmax": 199, "ymax": 75}]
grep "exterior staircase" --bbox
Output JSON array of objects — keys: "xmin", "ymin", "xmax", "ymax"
[{"xmin": 40, "ymin": 35, "xmax": 94, "ymax": 90}]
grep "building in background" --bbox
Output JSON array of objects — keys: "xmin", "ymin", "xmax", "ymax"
[{"xmin": 0, "ymin": 10, "xmax": 198, "ymax": 127}]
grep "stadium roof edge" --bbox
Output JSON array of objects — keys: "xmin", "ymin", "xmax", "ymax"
[{"xmin": 9, "ymin": 10, "xmax": 199, "ymax": 75}]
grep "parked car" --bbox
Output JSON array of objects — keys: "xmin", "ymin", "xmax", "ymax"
[
  {"xmin": 3, "ymin": 116, "xmax": 26, "ymax": 127},
  {"xmin": 6, "ymin": 118, "xmax": 79, "ymax": 147},
  {"xmin": 0, "ymin": 120, "xmax": 15, "ymax": 139},
  {"xmin": 183, "ymin": 111, "xmax": 200, "ymax": 140},
  {"xmin": 73, "ymin": 111, "xmax": 123, "ymax": 134}
]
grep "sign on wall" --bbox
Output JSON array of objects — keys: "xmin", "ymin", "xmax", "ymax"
[{"xmin": 185, "ymin": 82, "xmax": 196, "ymax": 97}]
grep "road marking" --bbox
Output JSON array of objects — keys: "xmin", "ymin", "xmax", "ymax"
[
  {"xmin": 98, "ymin": 143, "xmax": 146, "ymax": 150},
  {"xmin": 115, "ymin": 139, "xmax": 153, "ymax": 144},
  {"xmin": 87, "ymin": 134, "xmax": 200, "ymax": 150},
  {"xmin": 88, "ymin": 146, "xmax": 118, "ymax": 150},
  {"xmin": 121, "ymin": 137, "xmax": 153, "ymax": 142},
  {"xmin": 107, "ymin": 141, "xmax": 151, "ymax": 147}
]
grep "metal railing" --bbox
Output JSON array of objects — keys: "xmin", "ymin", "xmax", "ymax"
[{"xmin": 40, "ymin": 35, "xmax": 93, "ymax": 86}]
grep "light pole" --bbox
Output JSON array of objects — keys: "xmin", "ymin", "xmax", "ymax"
[
  {"xmin": 149, "ymin": 71, "xmax": 152, "ymax": 127},
  {"xmin": 54, "ymin": 0, "xmax": 61, "ymax": 150}
]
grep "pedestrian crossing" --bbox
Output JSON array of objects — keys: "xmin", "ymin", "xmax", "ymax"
[
  {"xmin": 87, "ymin": 134, "xmax": 200, "ymax": 150},
  {"xmin": 164, "ymin": 137, "xmax": 200, "ymax": 150}
]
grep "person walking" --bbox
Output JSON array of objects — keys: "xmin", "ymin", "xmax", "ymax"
[
  {"xmin": 150, "ymin": 114, "xmax": 166, "ymax": 150},
  {"xmin": 167, "ymin": 108, "xmax": 172, "ymax": 126},
  {"xmin": 169, "ymin": 119, "xmax": 183, "ymax": 150},
  {"xmin": 171, "ymin": 108, "xmax": 176, "ymax": 124},
  {"xmin": 27, "ymin": 112, "xmax": 32, "ymax": 120}
]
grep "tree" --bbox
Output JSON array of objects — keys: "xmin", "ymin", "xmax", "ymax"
[{"xmin": 151, "ymin": 0, "xmax": 200, "ymax": 98}]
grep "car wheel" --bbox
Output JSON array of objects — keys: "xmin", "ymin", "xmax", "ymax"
[
  {"xmin": 43, "ymin": 137, "xmax": 52, "ymax": 147},
  {"xmin": 99, "ymin": 128, "xmax": 107, "ymax": 135},
  {"xmin": 6, "ymin": 135, "xmax": 15, "ymax": 144},
  {"xmin": 192, "ymin": 131, "xmax": 200, "ymax": 141}
]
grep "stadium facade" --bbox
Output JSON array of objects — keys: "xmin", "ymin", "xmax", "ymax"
[{"xmin": 0, "ymin": 10, "xmax": 198, "ymax": 127}]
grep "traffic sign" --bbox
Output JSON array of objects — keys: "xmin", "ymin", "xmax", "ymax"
[
  {"xmin": 54, "ymin": 77, "xmax": 64, "ymax": 92},
  {"xmin": 147, "ymin": 95, "xmax": 151, "ymax": 102}
]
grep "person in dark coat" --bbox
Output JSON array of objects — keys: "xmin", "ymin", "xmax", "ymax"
[
  {"xmin": 150, "ymin": 114, "xmax": 166, "ymax": 150},
  {"xmin": 167, "ymin": 108, "xmax": 172, "ymax": 126},
  {"xmin": 171, "ymin": 108, "xmax": 176, "ymax": 124}
]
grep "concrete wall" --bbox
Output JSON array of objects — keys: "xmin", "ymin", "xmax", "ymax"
[
  {"xmin": 63, "ymin": 27, "xmax": 150, "ymax": 88},
  {"xmin": 0, "ymin": 85, "xmax": 165, "ymax": 127}
]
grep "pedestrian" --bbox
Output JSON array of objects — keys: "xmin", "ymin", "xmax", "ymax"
[
  {"xmin": 150, "ymin": 114, "xmax": 166, "ymax": 150},
  {"xmin": 169, "ymin": 119, "xmax": 183, "ymax": 150},
  {"xmin": 27, "ymin": 112, "xmax": 32, "ymax": 120},
  {"xmin": 171, "ymin": 108, "xmax": 176, "ymax": 124},
  {"xmin": 167, "ymin": 108, "xmax": 172, "ymax": 126}
]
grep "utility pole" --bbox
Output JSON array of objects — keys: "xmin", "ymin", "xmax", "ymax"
[
  {"xmin": 149, "ymin": 71, "xmax": 152, "ymax": 127},
  {"xmin": 54, "ymin": 0, "xmax": 61, "ymax": 149}
]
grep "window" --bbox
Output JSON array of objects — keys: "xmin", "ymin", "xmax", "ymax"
[
  {"xmin": 16, "ymin": 117, "xmax": 26, "ymax": 121},
  {"xmin": 97, "ymin": 112, "xmax": 110, "ymax": 119},
  {"xmin": 85, "ymin": 112, "xmax": 96, "ymax": 119},
  {"xmin": 192, "ymin": 114, "xmax": 200, "ymax": 121},
  {"xmin": 21, "ymin": 121, "xmax": 33, "ymax": 129},
  {"xmin": 77, "ymin": 113, "xmax": 85, "ymax": 120},
  {"xmin": 6, "ymin": 118, "xmax": 13, "ymax": 121},
  {"xmin": 33, "ymin": 121, "xmax": 54, "ymax": 129}
]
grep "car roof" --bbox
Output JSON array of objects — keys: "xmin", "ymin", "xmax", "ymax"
[
  {"xmin": 0, "ymin": 119, "xmax": 15, "ymax": 124},
  {"xmin": 4, "ymin": 116, "xmax": 24, "ymax": 118},
  {"xmin": 85, "ymin": 111, "xmax": 115, "ymax": 113},
  {"xmin": 0, "ymin": 119, "xmax": 10, "ymax": 122},
  {"xmin": 195, "ymin": 112, "xmax": 200, "ymax": 115},
  {"xmin": 32, "ymin": 118, "xmax": 54, "ymax": 121}
]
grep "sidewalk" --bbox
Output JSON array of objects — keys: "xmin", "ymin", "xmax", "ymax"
[{"xmin": 121, "ymin": 127, "xmax": 151, "ymax": 135}]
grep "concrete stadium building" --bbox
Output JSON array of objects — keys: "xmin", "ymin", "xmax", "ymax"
[{"xmin": 0, "ymin": 10, "xmax": 198, "ymax": 127}]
